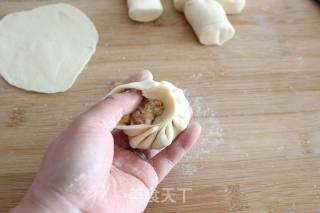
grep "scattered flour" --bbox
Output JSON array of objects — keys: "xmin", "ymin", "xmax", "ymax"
[
  {"xmin": 190, "ymin": 96, "xmax": 211, "ymax": 117},
  {"xmin": 176, "ymin": 163, "xmax": 198, "ymax": 176},
  {"xmin": 296, "ymin": 56, "xmax": 304, "ymax": 66},
  {"xmin": 184, "ymin": 94, "xmax": 224, "ymax": 161},
  {"xmin": 191, "ymin": 73, "xmax": 203, "ymax": 80},
  {"xmin": 276, "ymin": 146, "xmax": 285, "ymax": 152},
  {"xmin": 65, "ymin": 173, "xmax": 98, "ymax": 198},
  {"xmin": 187, "ymin": 116, "xmax": 224, "ymax": 161}
]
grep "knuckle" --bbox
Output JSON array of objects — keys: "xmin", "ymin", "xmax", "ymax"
[
  {"xmin": 106, "ymin": 94, "xmax": 126, "ymax": 116},
  {"xmin": 70, "ymin": 115, "xmax": 105, "ymax": 132},
  {"xmin": 106, "ymin": 94, "xmax": 122, "ymax": 105}
]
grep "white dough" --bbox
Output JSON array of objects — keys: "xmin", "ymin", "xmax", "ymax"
[
  {"xmin": 127, "ymin": 0, "xmax": 163, "ymax": 22},
  {"xmin": 107, "ymin": 80, "xmax": 191, "ymax": 150},
  {"xmin": 216, "ymin": 0, "xmax": 246, "ymax": 14},
  {"xmin": 184, "ymin": 0, "xmax": 235, "ymax": 45},
  {"xmin": 0, "ymin": 3, "xmax": 98, "ymax": 93},
  {"xmin": 174, "ymin": 0, "xmax": 246, "ymax": 14}
]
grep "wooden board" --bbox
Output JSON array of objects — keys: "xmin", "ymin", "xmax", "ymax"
[{"xmin": 0, "ymin": 0, "xmax": 319, "ymax": 212}]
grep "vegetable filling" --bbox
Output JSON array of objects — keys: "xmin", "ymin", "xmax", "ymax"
[{"xmin": 121, "ymin": 98, "xmax": 164, "ymax": 125}]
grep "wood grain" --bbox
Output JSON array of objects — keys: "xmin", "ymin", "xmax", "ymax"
[{"xmin": 0, "ymin": 0, "xmax": 319, "ymax": 212}]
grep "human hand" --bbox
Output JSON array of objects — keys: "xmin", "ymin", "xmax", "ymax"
[{"xmin": 12, "ymin": 71, "xmax": 201, "ymax": 213}]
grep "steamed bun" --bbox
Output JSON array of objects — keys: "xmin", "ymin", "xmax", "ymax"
[{"xmin": 107, "ymin": 79, "xmax": 191, "ymax": 150}]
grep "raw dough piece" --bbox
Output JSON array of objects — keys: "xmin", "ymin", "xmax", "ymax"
[
  {"xmin": 184, "ymin": 0, "xmax": 235, "ymax": 45},
  {"xmin": 0, "ymin": 3, "xmax": 98, "ymax": 93},
  {"xmin": 216, "ymin": 0, "xmax": 246, "ymax": 14},
  {"xmin": 107, "ymin": 79, "xmax": 191, "ymax": 150},
  {"xmin": 127, "ymin": 0, "xmax": 163, "ymax": 22}
]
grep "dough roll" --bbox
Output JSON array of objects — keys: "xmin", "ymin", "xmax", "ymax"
[
  {"xmin": 216, "ymin": 0, "xmax": 246, "ymax": 14},
  {"xmin": 184, "ymin": 0, "xmax": 235, "ymax": 45},
  {"xmin": 127, "ymin": 0, "xmax": 163, "ymax": 22}
]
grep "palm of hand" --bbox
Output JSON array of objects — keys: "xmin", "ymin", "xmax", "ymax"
[
  {"xmin": 35, "ymin": 125, "xmax": 160, "ymax": 213},
  {"xmin": 106, "ymin": 155, "xmax": 158, "ymax": 213}
]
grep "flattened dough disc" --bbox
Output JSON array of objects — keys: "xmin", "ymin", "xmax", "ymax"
[{"xmin": 0, "ymin": 3, "xmax": 99, "ymax": 93}]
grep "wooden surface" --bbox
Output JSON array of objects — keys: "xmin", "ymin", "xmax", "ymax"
[{"xmin": 0, "ymin": 0, "xmax": 320, "ymax": 212}]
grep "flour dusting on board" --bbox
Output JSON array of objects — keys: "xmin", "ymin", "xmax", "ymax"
[
  {"xmin": 183, "ymin": 92, "xmax": 224, "ymax": 161},
  {"xmin": 191, "ymin": 96, "xmax": 210, "ymax": 116},
  {"xmin": 176, "ymin": 163, "xmax": 198, "ymax": 176},
  {"xmin": 191, "ymin": 73, "xmax": 203, "ymax": 80}
]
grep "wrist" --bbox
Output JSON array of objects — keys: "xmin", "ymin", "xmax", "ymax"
[{"xmin": 11, "ymin": 182, "xmax": 81, "ymax": 213}]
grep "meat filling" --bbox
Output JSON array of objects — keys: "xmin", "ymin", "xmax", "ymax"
[{"xmin": 120, "ymin": 98, "xmax": 164, "ymax": 125}]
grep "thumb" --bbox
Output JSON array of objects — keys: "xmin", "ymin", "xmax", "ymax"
[{"xmin": 76, "ymin": 90, "xmax": 142, "ymax": 132}]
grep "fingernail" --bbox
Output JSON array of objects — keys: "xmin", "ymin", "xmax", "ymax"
[
  {"xmin": 193, "ymin": 121, "xmax": 202, "ymax": 135},
  {"xmin": 140, "ymin": 70, "xmax": 153, "ymax": 80}
]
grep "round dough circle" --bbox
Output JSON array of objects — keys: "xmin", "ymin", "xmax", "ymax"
[{"xmin": 0, "ymin": 3, "xmax": 99, "ymax": 93}]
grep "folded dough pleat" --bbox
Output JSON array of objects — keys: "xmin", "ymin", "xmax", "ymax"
[
  {"xmin": 119, "ymin": 125, "xmax": 154, "ymax": 137},
  {"xmin": 129, "ymin": 126, "xmax": 159, "ymax": 148},
  {"xmin": 136, "ymin": 130, "xmax": 159, "ymax": 150}
]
